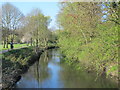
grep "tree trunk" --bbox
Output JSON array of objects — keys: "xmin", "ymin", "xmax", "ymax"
[
  {"xmin": 3, "ymin": 40, "xmax": 6, "ymax": 48},
  {"xmin": 6, "ymin": 37, "xmax": 8, "ymax": 48},
  {"xmin": 44, "ymin": 38, "xmax": 48, "ymax": 48},
  {"xmin": 31, "ymin": 38, "xmax": 32, "ymax": 46},
  {"xmin": 101, "ymin": 63, "xmax": 107, "ymax": 77},
  {"xmin": 36, "ymin": 39, "xmax": 38, "ymax": 47}
]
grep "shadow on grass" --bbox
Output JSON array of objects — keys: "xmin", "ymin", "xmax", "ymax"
[{"xmin": 2, "ymin": 47, "xmax": 41, "ymax": 89}]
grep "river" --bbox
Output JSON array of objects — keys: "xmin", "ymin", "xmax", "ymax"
[{"xmin": 15, "ymin": 49, "xmax": 118, "ymax": 88}]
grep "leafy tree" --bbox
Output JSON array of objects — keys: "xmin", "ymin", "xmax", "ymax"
[
  {"xmin": 23, "ymin": 9, "xmax": 52, "ymax": 49},
  {"xmin": 57, "ymin": 2, "xmax": 119, "ymax": 77}
]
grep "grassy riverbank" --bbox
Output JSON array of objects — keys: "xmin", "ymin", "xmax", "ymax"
[
  {"xmin": 2, "ymin": 47, "xmax": 42, "ymax": 89},
  {"xmin": 2, "ymin": 45, "xmax": 58, "ymax": 89}
]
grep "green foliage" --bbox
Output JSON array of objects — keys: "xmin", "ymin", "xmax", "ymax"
[
  {"xmin": 2, "ymin": 47, "xmax": 34, "ymax": 72},
  {"xmin": 24, "ymin": 10, "xmax": 53, "ymax": 48},
  {"xmin": 107, "ymin": 65, "xmax": 118, "ymax": 76},
  {"xmin": 57, "ymin": 2, "xmax": 119, "ymax": 77}
]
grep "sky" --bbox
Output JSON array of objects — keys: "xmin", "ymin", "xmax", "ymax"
[{"xmin": 0, "ymin": 2, "xmax": 60, "ymax": 29}]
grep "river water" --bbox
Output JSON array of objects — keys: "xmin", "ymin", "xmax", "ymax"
[{"xmin": 15, "ymin": 49, "xmax": 118, "ymax": 88}]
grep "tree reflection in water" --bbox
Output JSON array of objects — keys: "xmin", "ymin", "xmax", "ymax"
[
  {"xmin": 15, "ymin": 49, "xmax": 118, "ymax": 88},
  {"xmin": 34, "ymin": 50, "xmax": 51, "ymax": 83}
]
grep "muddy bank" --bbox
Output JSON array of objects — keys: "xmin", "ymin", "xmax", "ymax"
[{"xmin": 2, "ymin": 46, "xmax": 58, "ymax": 89}]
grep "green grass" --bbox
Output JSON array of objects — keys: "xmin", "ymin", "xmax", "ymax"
[
  {"xmin": 0, "ymin": 44, "xmax": 28, "ymax": 51},
  {"xmin": 2, "ymin": 47, "xmax": 34, "ymax": 72},
  {"xmin": 2, "ymin": 47, "xmax": 35, "ymax": 88}
]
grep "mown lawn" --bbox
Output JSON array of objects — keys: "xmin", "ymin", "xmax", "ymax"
[{"xmin": 0, "ymin": 44, "xmax": 28, "ymax": 51}]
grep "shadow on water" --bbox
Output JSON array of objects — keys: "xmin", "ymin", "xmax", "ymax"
[{"xmin": 15, "ymin": 49, "xmax": 118, "ymax": 88}]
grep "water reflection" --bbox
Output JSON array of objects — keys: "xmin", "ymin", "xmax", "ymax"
[
  {"xmin": 59, "ymin": 64, "xmax": 117, "ymax": 88},
  {"xmin": 16, "ymin": 49, "xmax": 118, "ymax": 88}
]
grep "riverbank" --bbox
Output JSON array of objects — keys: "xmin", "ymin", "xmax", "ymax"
[
  {"xmin": 15, "ymin": 49, "xmax": 118, "ymax": 88},
  {"xmin": 2, "ymin": 45, "xmax": 58, "ymax": 89},
  {"xmin": 60, "ymin": 55, "xmax": 119, "ymax": 85}
]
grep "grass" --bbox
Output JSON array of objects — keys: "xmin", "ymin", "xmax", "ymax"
[
  {"xmin": 2, "ymin": 44, "xmax": 56, "ymax": 88},
  {"xmin": 0, "ymin": 44, "xmax": 28, "ymax": 51},
  {"xmin": 2, "ymin": 47, "xmax": 35, "ymax": 88},
  {"xmin": 2, "ymin": 47, "xmax": 34, "ymax": 66}
]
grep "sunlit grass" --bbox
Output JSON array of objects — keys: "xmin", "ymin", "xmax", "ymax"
[{"xmin": 0, "ymin": 44, "xmax": 28, "ymax": 51}]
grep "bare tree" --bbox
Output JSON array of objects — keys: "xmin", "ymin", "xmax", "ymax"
[{"xmin": 2, "ymin": 3, "xmax": 24, "ymax": 48}]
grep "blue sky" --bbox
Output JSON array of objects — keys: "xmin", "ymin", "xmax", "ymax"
[{"xmin": 0, "ymin": 2, "xmax": 60, "ymax": 29}]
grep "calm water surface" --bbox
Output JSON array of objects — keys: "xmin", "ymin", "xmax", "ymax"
[{"xmin": 15, "ymin": 49, "xmax": 118, "ymax": 88}]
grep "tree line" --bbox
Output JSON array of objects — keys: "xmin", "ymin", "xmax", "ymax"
[
  {"xmin": 1, "ymin": 3, "xmax": 54, "ymax": 49},
  {"xmin": 0, "ymin": 2, "xmax": 119, "ymax": 78},
  {"xmin": 57, "ymin": 2, "xmax": 119, "ymax": 77}
]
